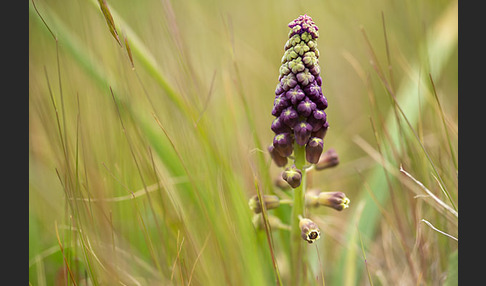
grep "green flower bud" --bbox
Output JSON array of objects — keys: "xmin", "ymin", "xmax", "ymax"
[{"xmin": 248, "ymin": 195, "xmax": 281, "ymax": 214}]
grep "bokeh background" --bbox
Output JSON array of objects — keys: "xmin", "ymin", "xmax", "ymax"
[{"xmin": 29, "ymin": 0, "xmax": 458, "ymax": 285}]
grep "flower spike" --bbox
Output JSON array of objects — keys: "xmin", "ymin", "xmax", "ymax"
[{"xmin": 270, "ymin": 14, "xmax": 328, "ymax": 166}]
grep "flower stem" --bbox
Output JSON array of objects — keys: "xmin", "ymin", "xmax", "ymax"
[{"xmin": 290, "ymin": 142, "xmax": 307, "ymax": 286}]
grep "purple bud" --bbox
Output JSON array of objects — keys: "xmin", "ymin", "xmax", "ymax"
[
  {"xmin": 315, "ymin": 148, "xmax": 339, "ymax": 170},
  {"xmin": 312, "ymin": 121, "xmax": 329, "ymax": 139},
  {"xmin": 281, "ymin": 73, "xmax": 298, "ymax": 91},
  {"xmin": 273, "ymin": 133, "xmax": 293, "ymax": 157},
  {"xmin": 315, "ymin": 95, "xmax": 328, "ymax": 110},
  {"xmin": 285, "ymin": 86, "xmax": 305, "ymax": 106},
  {"xmin": 280, "ymin": 107, "xmax": 299, "ymax": 128},
  {"xmin": 317, "ymin": 191, "xmax": 349, "ymax": 211},
  {"xmin": 271, "ymin": 116, "xmax": 292, "ymax": 134},
  {"xmin": 296, "ymin": 69, "xmax": 315, "ymax": 86},
  {"xmin": 305, "ymin": 137, "xmax": 324, "ymax": 164},
  {"xmin": 268, "ymin": 144, "xmax": 288, "ymax": 167},
  {"xmin": 315, "ymin": 75, "xmax": 322, "ymax": 86},
  {"xmin": 282, "ymin": 165, "xmax": 302, "ymax": 188},
  {"xmin": 272, "ymin": 95, "xmax": 290, "ymax": 116},
  {"xmin": 308, "ymin": 110, "xmax": 327, "ymax": 132},
  {"xmin": 309, "ymin": 64, "xmax": 321, "ymax": 76},
  {"xmin": 294, "ymin": 121, "xmax": 313, "ymax": 146},
  {"xmin": 275, "ymin": 82, "xmax": 284, "ymax": 95},
  {"xmin": 303, "ymin": 81, "xmax": 321, "ymax": 102},
  {"xmin": 299, "ymin": 217, "xmax": 321, "ymax": 243},
  {"xmin": 297, "ymin": 97, "xmax": 316, "ymax": 117}
]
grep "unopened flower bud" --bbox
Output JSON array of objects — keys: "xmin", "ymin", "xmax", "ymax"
[
  {"xmin": 305, "ymin": 137, "xmax": 324, "ymax": 164},
  {"xmin": 268, "ymin": 144, "xmax": 288, "ymax": 167},
  {"xmin": 271, "ymin": 117, "xmax": 292, "ymax": 134},
  {"xmin": 315, "ymin": 148, "xmax": 339, "ymax": 170},
  {"xmin": 307, "ymin": 109, "xmax": 327, "ymax": 132},
  {"xmin": 282, "ymin": 165, "xmax": 302, "ymax": 188},
  {"xmin": 248, "ymin": 195, "xmax": 281, "ymax": 213},
  {"xmin": 294, "ymin": 121, "xmax": 313, "ymax": 146},
  {"xmin": 281, "ymin": 107, "xmax": 299, "ymax": 128},
  {"xmin": 299, "ymin": 217, "xmax": 321, "ymax": 244},
  {"xmin": 317, "ymin": 191, "xmax": 350, "ymax": 211},
  {"xmin": 273, "ymin": 133, "xmax": 293, "ymax": 157}
]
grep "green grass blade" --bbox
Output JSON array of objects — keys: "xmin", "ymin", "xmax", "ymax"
[{"xmin": 335, "ymin": 2, "xmax": 458, "ymax": 285}]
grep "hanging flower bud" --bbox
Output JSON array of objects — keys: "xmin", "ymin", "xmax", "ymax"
[
  {"xmin": 273, "ymin": 133, "xmax": 293, "ymax": 157},
  {"xmin": 282, "ymin": 165, "xmax": 302, "ymax": 188},
  {"xmin": 270, "ymin": 14, "xmax": 329, "ymax": 165},
  {"xmin": 312, "ymin": 121, "xmax": 329, "ymax": 140},
  {"xmin": 315, "ymin": 148, "xmax": 339, "ymax": 170},
  {"xmin": 248, "ymin": 195, "xmax": 281, "ymax": 214},
  {"xmin": 268, "ymin": 144, "xmax": 288, "ymax": 167},
  {"xmin": 299, "ymin": 217, "xmax": 321, "ymax": 244},
  {"xmin": 317, "ymin": 191, "xmax": 350, "ymax": 211},
  {"xmin": 305, "ymin": 137, "xmax": 324, "ymax": 164},
  {"xmin": 271, "ymin": 117, "xmax": 292, "ymax": 134},
  {"xmin": 294, "ymin": 121, "xmax": 313, "ymax": 146},
  {"xmin": 307, "ymin": 109, "xmax": 327, "ymax": 132}
]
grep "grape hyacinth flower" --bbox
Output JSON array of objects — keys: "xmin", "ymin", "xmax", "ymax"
[
  {"xmin": 298, "ymin": 216, "xmax": 321, "ymax": 244},
  {"xmin": 305, "ymin": 191, "xmax": 350, "ymax": 211},
  {"xmin": 255, "ymin": 16, "xmax": 350, "ymax": 285},
  {"xmin": 269, "ymin": 14, "xmax": 328, "ymax": 171}
]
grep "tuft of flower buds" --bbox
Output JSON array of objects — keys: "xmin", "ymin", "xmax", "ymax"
[
  {"xmin": 248, "ymin": 195, "xmax": 281, "ymax": 214},
  {"xmin": 282, "ymin": 165, "xmax": 302, "ymax": 188},
  {"xmin": 299, "ymin": 217, "xmax": 321, "ymax": 244},
  {"xmin": 315, "ymin": 148, "xmax": 339, "ymax": 170},
  {"xmin": 306, "ymin": 191, "xmax": 350, "ymax": 211},
  {"xmin": 269, "ymin": 14, "xmax": 328, "ymax": 167}
]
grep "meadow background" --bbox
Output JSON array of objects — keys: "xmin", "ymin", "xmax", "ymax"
[{"xmin": 29, "ymin": 0, "xmax": 458, "ymax": 285}]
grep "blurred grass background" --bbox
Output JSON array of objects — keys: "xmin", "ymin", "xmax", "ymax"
[{"xmin": 29, "ymin": 0, "xmax": 457, "ymax": 285}]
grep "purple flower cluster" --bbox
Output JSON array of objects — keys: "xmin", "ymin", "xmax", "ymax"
[{"xmin": 269, "ymin": 15, "xmax": 328, "ymax": 169}]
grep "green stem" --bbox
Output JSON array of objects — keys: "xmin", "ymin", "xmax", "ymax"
[{"xmin": 290, "ymin": 143, "xmax": 307, "ymax": 286}]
